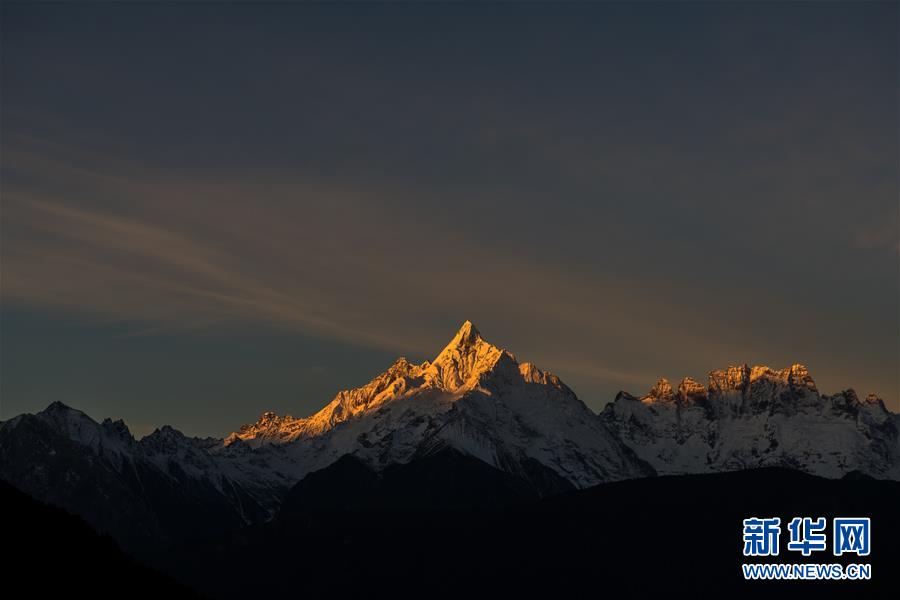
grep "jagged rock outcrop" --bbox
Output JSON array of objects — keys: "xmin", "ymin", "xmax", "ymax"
[{"xmin": 601, "ymin": 364, "xmax": 899, "ymax": 479}]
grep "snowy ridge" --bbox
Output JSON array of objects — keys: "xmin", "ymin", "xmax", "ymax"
[
  {"xmin": 228, "ymin": 322, "xmax": 516, "ymax": 445},
  {"xmin": 601, "ymin": 364, "xmax": 900, "ymax": 479},
  {"xmin": 0, "ymin": 402, "xmax": 298, "ymax": 523},
  {"xmin": 228, "ymin": 321, "xmax": 653, "ymax": 488},
  {"xmin": 0, "ymin": 320, "xmax": 652, "ymax": 541},
  {"xmin": 2, "ymin": 321, "xmax": 897, "ymax": 547}
]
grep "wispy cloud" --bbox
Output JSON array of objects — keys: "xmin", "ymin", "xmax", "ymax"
[
  {"xmin": 2, "ymin": 132, "xmax": 897, "ymax": 409},
  {"xmin": 0, "ymin": 142, "xmax": 712, "ymax": 386}
]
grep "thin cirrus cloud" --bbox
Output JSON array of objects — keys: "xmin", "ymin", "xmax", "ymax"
[
  {"xmin": 1, "ymin": 136, "xmax": 897, "ymax": 413},
  {"xmin": 3, "ymin": 181, "xmax": 399, "ymax": 350},
  {"xmin": 1, "ymin": 2, "xmax": 897, "ymax": 428},
  {"xmin": 1, "ymin": 137, "xmax": 746, "ymax": 382}
]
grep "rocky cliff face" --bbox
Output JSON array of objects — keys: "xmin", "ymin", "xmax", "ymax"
[{"xmin": 601, "ymin": 364, "xmax": 899, "ymax": 479}]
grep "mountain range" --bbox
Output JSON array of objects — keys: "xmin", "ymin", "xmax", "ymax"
[
  {"xmin": 602, "ymin": 364, "xmax": 900, "ymax": 479},
  {"xmin": 1, "ymin": 320, "xmax": 897, "ymax": 553}
]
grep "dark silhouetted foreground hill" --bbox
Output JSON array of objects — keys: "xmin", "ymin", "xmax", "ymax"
[
  {"xmin": 148, "ymin": 451, "xmax": 899, "ymax": 599},
  {"xmin": 1, "ymin": 479, "xmax": 201, "ymax": 598}
]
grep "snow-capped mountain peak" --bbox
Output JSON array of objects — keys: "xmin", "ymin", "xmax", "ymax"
[
  {"xmin": 428, "ymin": 320, "xmax": 510, "ymax": 392},
  {"xmin": 2, "ymin": 325, "xmax": 897, "ymax": 556},
  {"xmin": 602, "ymin": 362, "xmax": 899, "ymax": 479},
  {"xmin": 9, "ymin": 401, "xmax": 137, "ymax": 456},
  {"xmin": 226, "ymin": 321, "xmax": 653, "ymax": 488},
  {"xmin": 230, "ymin": 321, "xmax": 516, "ymax": 446}
]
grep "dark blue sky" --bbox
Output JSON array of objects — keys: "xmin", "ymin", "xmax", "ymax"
[{"xmin": 2, "ymin": 2, "xmax": 897, "ymax": 437}]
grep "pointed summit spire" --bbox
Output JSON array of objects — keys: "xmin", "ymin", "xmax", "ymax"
[
  {"xmin": 451, "ymin": 320, "xmax": 480, "ymax": 346},
  {"xmin": 434, "ymin": 320, "xmax": 488, "ymax": 362},
  {"xmin": 430, "ymin": 320, "xmax": 507, "ymax": 390}
]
